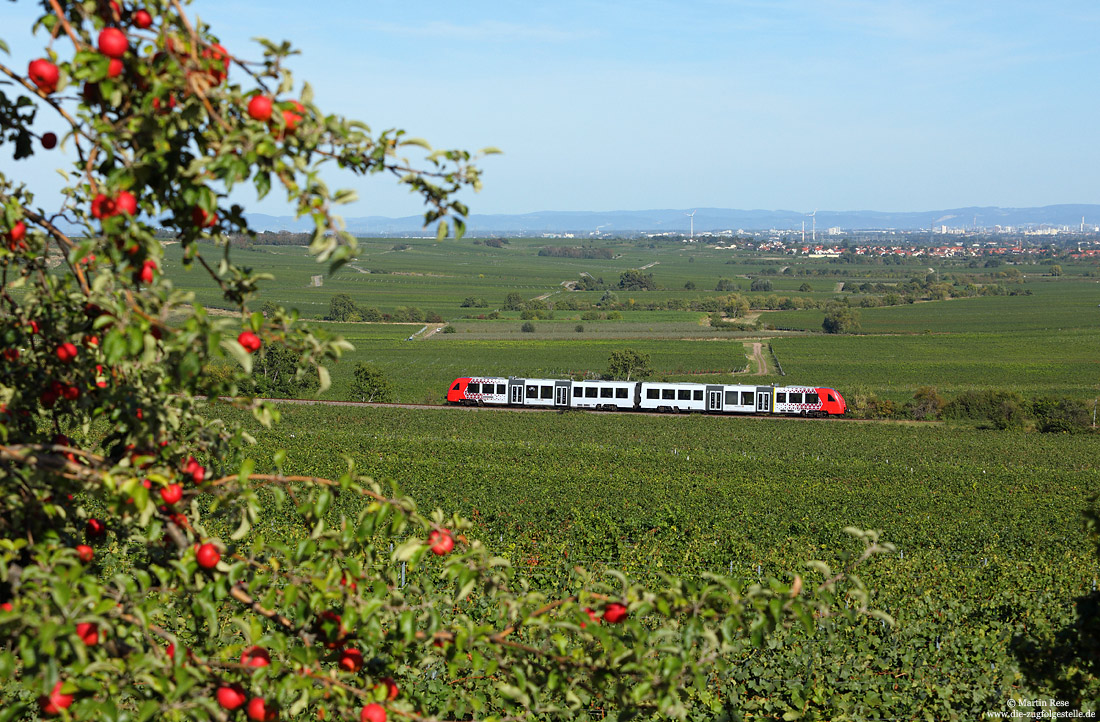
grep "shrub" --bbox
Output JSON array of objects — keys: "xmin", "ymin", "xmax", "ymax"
[
  {"xmin": 521, "ymin": 321, "xmax": 536, "ymax": 333},
  {"xmin": 575, "ymin": 324, "xmax": 585, "ymax": 332}
]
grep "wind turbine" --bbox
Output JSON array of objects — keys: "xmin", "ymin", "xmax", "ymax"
[{"xmin": 685, "ymin": 210, "xmax": 697, "ymax": 241}]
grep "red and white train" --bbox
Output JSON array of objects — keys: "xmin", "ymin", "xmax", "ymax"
[{"xmin": 446, "ymin": 377, "xmax": 847, "ymax": 417}]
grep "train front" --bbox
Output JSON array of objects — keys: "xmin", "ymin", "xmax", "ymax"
[
  {"xmin": 446, "ymin": 378, "xmax": 471, "ymax": 404},
  {"xmin": 818, "ymin": 388, "xmax": 847, "ymax": 416}
]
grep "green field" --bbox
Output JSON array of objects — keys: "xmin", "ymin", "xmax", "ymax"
[
  {"xmin": 166, "ymin": 237, "xmax": 1100, "ymax": 407},
  {"xmin": 205, "ymin": 403, "xmax": 1099, "ymax": 717}
]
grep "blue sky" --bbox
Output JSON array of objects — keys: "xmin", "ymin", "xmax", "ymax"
[{"xmin": 3, "ymin": 1, "xmax": 1099, "ymax": 218}]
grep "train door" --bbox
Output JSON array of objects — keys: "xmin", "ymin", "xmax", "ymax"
[
  {"xmin": 554, "ymin": 381, "xmax": 570, "ymax": 407},
  {"xmin": 756, "ymin": 387, "xmax": 772, "ymax": 413},
  {"xmin": 706, "ymin": 385, "xmax": 723, "ymax": 413},
  {"xmin": 509, "ymin": 381, "xmax": 524, "ymax": 405}
]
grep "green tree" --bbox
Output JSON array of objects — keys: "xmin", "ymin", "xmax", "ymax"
[
  {"xmin": 503, "ymin": 291, "xmax": 525, "ymax": 310},
  {"xmin": 799, "ymin": 282, "xmax": 813, "ymax": 292},
  {"xmin": 823, "ymin": 306, "xmax": 861, "ymax": 334},
  {"xmin": 521, "ymin": 321, "xmax": 536, "ymax": 332},
  {"xmin": 326, "ymin": 293, "xmax": 360, "ymax": 322},
  {"xmin": 606, "ymin": 348, "xmax": 653, "ymax": 381},
  {"xmin": 0, "ymin": 4, "xmax": 894, "ymax": 721},
  {"xmin": 1051, "ymin": 264, "xmax": 1063, "ymax": 276},
  {"xmin": 618, "ymin": 269, "xmax": 656, "ymax": 291},
  {"xmin": 350, "ymin": 362, "xmax": 394, "ymax": 403},
  {"xmin": 248, "ymin": 342, "xmax": 320, "ymax": 397},
  {"xmin": 750, "ymin": 278, "xmax": 773, "ymax": 292}
]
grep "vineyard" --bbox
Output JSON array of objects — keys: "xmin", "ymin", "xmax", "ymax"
[{"xmin": 199, "ymin": 403, "xmax": 1098, "ymax": 719}]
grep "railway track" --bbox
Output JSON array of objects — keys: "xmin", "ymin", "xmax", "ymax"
[{"xmin": 210, "ymin": 396, "xmax": 932, "ymax": 423}]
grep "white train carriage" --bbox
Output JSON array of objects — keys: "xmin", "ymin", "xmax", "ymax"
[
  {"xmin": 506, "ymin": 377, "xmax": 571, "ymax": 408},
  {"xmin": 570, "ymin": 380, "xmax": 636, "ymax": 410},
  {"xmin": 638, "ymin": 382, "xmax": 708, "ymax": 412}
]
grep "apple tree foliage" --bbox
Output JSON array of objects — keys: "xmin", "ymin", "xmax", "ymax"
[{"xmin": 0, "ymin": 2, "xmax": 894, "ymax": 719}]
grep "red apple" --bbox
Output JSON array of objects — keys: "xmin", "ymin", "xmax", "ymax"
[
  {"xmin": 360, "ymin": 703, "xmax": 386, "ymax": 722},
  {"xmin": 316, "ymin": 610, "xmax": 346, "ymax": 649},
  {"xmin": 602, "ymin": 602, "xmax": 628, "ymax": 624},
  {"xmin": 216, "ymin": 684, "xmax": 247, "ymax": 710},
  {"xmin": 247, "ymin": 95, "xmax": 273, "ymax": 122},
  {"xmin": 192, "ymin": 205, "xmax": 218, "ymax": 228},
  {"xmin": 237, "ymin": 331, "xmax": 261, "ymax": 353},
  {"xmin": 107, "ymin": 57, "xmax": 124, "ymax": 78},
  {"xmin": 196, "ymin": 542, "xmax": 220, "ymax": 569},
  {"xmin": 133, "ymin": 9, "xmax": 153, "ymax": 29},
  {"xmin": 8, "ymin": 221, "xmax": 26, "ymax": 246},
  {"xmin": 99, "ymin": 28, "xmax": 129, "ymax": 59},
  {"xmin": 140, "ymin": 259, "xmax": 156, "ymax": 284},
  {"xmin": 28, "ymin": 59, "xmax": 59, "ymax": 93},
  {"xmin": 91, "ymin": 193, "xmax": 116, "ymax": 219},
  {"xmin": 1, "ymin": 602, "xmax": 12, "ymax": 612},
  {"xmin": 62, "ymin": 385, "xmax": 80, "ymax": 401},
  {"xmin": 84, "ymin": 335, "xmax": 99, "ymax": 347},
  {"xmin": 580, "ymin": 607, "xmax": 600, "ymax": 628},
  {"xmin": 240, "ymin": 645, "xmax": 270, "ymax": 667},
  {"xmin": 160, "ymin": 483, "xmax": 182, "ymax": 505},
  {"xmin": 76, "ymin": 622, "xmax": 99, "ymax": 645},
  {"xmin": 41, "ymin": 132, "xmax": 57, "ymax": 149},
  {"xmin": 378, "ymin": 677, "xmax": 399, "ymax": 701},
  {"xmin": 56, "ymin": 341, "xmax": 78, "ymax": 363},
  {"xmin": 428, "ymin": 529, "xmax": 454, "ymax": 556},
  {"xmin": 184, "ymin": 455, "xmax": 206, "ymax": 483},
  {"xmin": 115, "ymin": 190, "xmax": 137, "ymax": 216},
  {"xmin": 38, "ymin": 681, "xmax": 74, "ymax": 716},
  {"xmin": 201, "ymin": 43, "xmax": 230, "ymax": 84},
  {"xmin": 86, "ymin": 518, "xmax": 106, "ymax": 538},
  {"xmin": 246, "ymin": 697, "xmax": 276, "ymax": 722},
  {"xmin": 152, "ymin": 94, "xmax": 177, "ymax": 113},
  {"xmin": 337, "ymin": 647, "xmax": 363, "ymax": 673},
  {"xmin": 282, "ymin": 100, "xmax": 304, "ymax": 132}
]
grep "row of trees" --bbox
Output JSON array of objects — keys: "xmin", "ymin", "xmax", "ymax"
[
  {"xmin": 846, "ymin": 387, "xmax": 1096, "ymax": 431},
  {"xmin": 326, "ymin": 294, "xmax": 443, "ymax": 324}
]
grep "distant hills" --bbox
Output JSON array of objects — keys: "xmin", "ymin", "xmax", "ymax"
[{"xmin": 243, "ymin": 204, "xmax": 1100, "ymax": 236}]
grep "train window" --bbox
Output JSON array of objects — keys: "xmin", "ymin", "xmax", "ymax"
[
  {"xmin": 616, "ymin": 388, "xmax": 628, "ymax": 399},
  {"xmin": 526, "ymin": 385, "xmax": 537, "ymax": 397},
  {"xmin": 586, "ymin": 387, "xmax": 598, "ymax": 398},
  {"xmin": 573, "ymin": 387, "xmax": 583, "ymax": 397},
  {"xmin": 725, "ymin": 391, "xmax": 737, "ymax": 405},
  {"xmin": 468, "ymin": 383, "xmax": 480, "ymax": 394},
  {"xmin": 452, "ymin": 382, "xmax": 461, "ymax": 390},
  {"xmin": 789, "ymin": 392, "xmax": 803, "ymax": 404},
  {"xmin": 662, "ymin": 389, "xmax": 675, "ymax": 400},
  {"xmin": 693, "ymin": 390, "xmax": 703, "ymax": 401},
  {"xmin": 497, "ymin": 384, "xmax": 506, "ymax": 394},
  {"xmin": 806, "ymin": 393, "xmax": 820, "ymax": 404},
  {"xmin": 827, "ymin": 393, "xmax": 835, "ymax": 402},
  {"xmin": 740, "ymin": 392, "xmax": 753, "ymax": 405},
  {"xmin": 600, "ymin": 387, "xmax": 613, "ymax": 398},
  {"xmin": 676, "ymin": 390, "xmax": 689, "ymax": 401},
  {"xmin": 647, "ymin": 389, "xmax": 659, "ymax": 400},
  {"xmin": 541, "ymin": 386, "xmax": 553, "ymax": 399},
  {"xmin": 776, "ymin": 392, "xmax": 786, "ymax": 403}
]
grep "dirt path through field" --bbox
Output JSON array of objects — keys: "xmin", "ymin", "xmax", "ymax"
[{"xmin": 745, "ymin": 342, "xmax": 768, "ymax": 375}]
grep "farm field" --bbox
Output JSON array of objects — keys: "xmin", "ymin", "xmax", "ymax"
[
  {"xmin": 205, "ymin": 403, "xmax": 1099, "ymax": 717},
  {"xmin": 172, "ymin": 237, "xmax": 1100, "ymax": 405}
]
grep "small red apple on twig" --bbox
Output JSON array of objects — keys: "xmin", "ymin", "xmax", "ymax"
[
  {"xmin": 98, "ymin": 28, "xmax": 129, "ymax": 58},
  {"xmin": 238, "ymin": 331, "xmax": 262, "ymax": 353},
  {"xmin": 28, "ymin": 59, "xmax": 59, "ymax": 93},
  {"xmin": 216, "ymin": 684, "xmax": 247, "ymax": 710},
  {"xmin": 428, "ymin": 529, "xmax": 454, "ymax": 556},
  {"xmin": 241, "ymin": 645, "xmax": 270, "ymax": 667},
  {"xmin": 38, "ymin": 681, "xmax": 74, "ymax": 716},
  {"xmin": 361, "ymin": 703, "xmax": 386, "ymax": 722},
  {"xmin": 196, "ymin": 543, "xmax": 220, "ymax": 569}
]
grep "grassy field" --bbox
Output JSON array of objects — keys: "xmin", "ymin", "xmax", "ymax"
[
  {"xmin": 168, "ymin": 237, "xmax": 1100, "ymax": 405},
  {"xmin": 200, "ymin": 403, "xmax": 1098, "ymax": 716}
]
